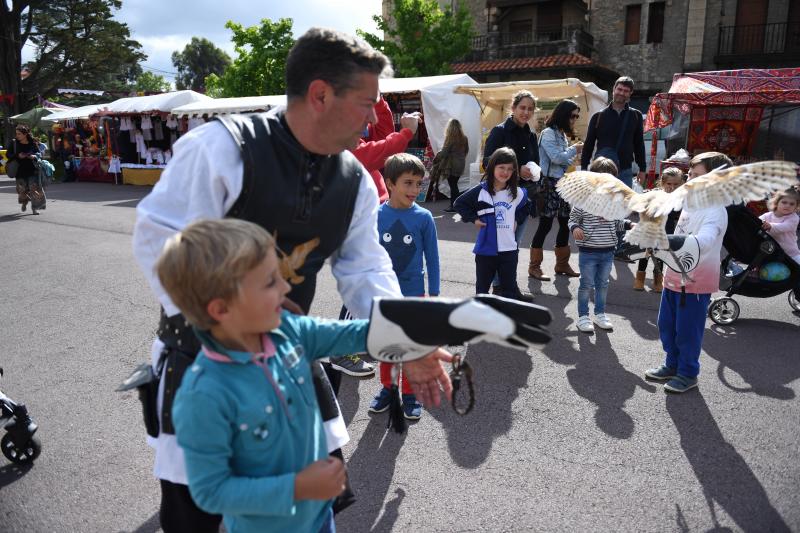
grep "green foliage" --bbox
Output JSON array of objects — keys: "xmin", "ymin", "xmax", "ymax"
[
  {"xmin": 358, "ymin": 0, "xmax": 474, "ymax": 77},
  {"xmin": 205, "ymin": 18, "xmax": 294, "ymax": 98},
  {"xmin": 135, "ymin": 71, "xmax": 171, "ymax": 93},
  {"xmin": 23, "ymin": 0, "xmax": 147, "ymax": 95},
  {"xmin": 171, "ymin": 37, "xmax": 231, "ymax": 92}
]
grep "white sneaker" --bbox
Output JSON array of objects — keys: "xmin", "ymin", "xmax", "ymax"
[
  {"xmin": 576, "ymin": 315, "xmax": 594, "ymax": 333},
  {"xmin": 594, "ymin": 313, "xmax": 613, "ymax": 330}
]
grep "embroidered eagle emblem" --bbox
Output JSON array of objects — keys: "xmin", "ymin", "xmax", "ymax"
[{"xmin": 276, "ymin": 235, "xmax": 320, "ymax": 285}]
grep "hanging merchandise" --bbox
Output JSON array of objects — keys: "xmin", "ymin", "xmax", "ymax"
[
  {"xmin": 165, "ymin": 115, "xmax": 178, "ymax": 129},
  {"xmin": 153, "ymin": 117, "xmax": 164, "ymax": 141},
  {"xmin": 142, "ymin": 127, "xmax": 152, "ymax": 141},
  {"xmin": 170, "ymin": 131, "xmax": 177, "ymax": 146},
  {"xmin": 134, "ymin": 130, "xmax": 147, "ymax": 159},
  {"xmin": 187, "ymin": 117, "xmax": 205, "ymax": 130},
  {"xmin": 141, "ymin": 115, "xmax": 153, "ymax": 130}
]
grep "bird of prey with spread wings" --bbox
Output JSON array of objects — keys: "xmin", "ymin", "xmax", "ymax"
[{"xmin": 556, "ymin": 161, "xmax": 799, "ymax": 249}]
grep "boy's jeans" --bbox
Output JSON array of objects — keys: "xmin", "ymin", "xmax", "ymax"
[{"xmin": 577, "ymin": 250, "xmax": 614, "ymax": 316}]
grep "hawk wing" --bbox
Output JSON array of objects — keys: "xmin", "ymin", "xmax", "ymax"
[
  {"xmin": 670, "ymin": 160, "xmax": 798, "ymax": 213},
  {"xmin": 556, "ymin": 171, "xmax": 636, "ymax": 220}
]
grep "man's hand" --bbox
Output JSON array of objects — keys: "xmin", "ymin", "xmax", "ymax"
[
  {"xmin": 637, "ymin": 171, "xmax": 646, "ymax": 185},
  {"xmin": 294, "ymin": 457, "xmax": 346, "ymax": 500},
  {"xmin": 400, "ymin": 112, "xmax": 421, "ymax": 135},
  {"xmin": 572, "ymin": 228, "xmax": 585, "ymax": 240},
  {"xmin": 403, "ymin": 347, "xmax": 453, "ymax": 407}
]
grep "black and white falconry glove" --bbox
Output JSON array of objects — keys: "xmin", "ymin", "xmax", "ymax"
[
  {"xmin": 627, "ymin": 234, "xmax": 701, "ymax": 275},
  {"xmin": 366, "ymin": 294, "xmax": 552, "ymax": 363}
]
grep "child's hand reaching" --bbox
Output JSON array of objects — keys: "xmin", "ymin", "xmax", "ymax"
[
  {"xmin": 474, "ymin": 219, "xmax": 487, "ymax": 228},
  {"xmin": 294, "ymin": 457, "xmax": 346, "ymax": 500},
  {"xmin": 762, "ymin": 221, "xmax": 772, "ymax": 230}
]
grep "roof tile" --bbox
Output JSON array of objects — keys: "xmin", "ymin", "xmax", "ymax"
[{"xmin": 451, "ymin": 54, "xmax": 593, "ymax": 74}]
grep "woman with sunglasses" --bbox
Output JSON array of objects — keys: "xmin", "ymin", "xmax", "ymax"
[{"xmin": 528, "ymin": 99, "xmax": 584, "ymax": 280}]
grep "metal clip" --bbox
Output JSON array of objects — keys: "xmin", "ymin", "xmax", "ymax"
[{"xmin": 449, "ymin": 354, "xmax": 474, "ymax": 416}]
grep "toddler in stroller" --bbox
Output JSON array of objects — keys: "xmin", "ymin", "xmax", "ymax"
[{"xmin": 710, "ymin": 200, "xmax": 800, "ymax": 325}]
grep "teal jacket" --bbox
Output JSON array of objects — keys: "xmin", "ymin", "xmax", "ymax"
[{"xmin": 173, "ymin": 311, "xmax": 368, "ymax": 533}]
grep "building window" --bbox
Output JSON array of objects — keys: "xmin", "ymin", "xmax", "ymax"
[
  {"xmin": 625, "ymin": 4, "xmax": 642, "ymax": 45},
  {"xmin": 647, "ymin": 2, "xmax": 666, "ymax": 43}
]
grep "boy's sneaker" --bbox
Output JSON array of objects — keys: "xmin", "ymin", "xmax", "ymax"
[
  {"xmin": 402, "ymin": 394, "xmax": 422, "ymax": 420},
  {"xmin": 594, "ymin": 313, "xmax": 613, "ymax": 330},
  {"xmin": 368, "ymin": 387, "xmax": 393, "ymax": 413},
  {"xmin": 576, "ymin": 315, "xmax": 594, "ymax": 333},
  {"xmin": 644, "ymin": 365, "xmax": 677, "ymax": 381},
  {"xmin": 330, "ymin": 354, "xmax": 375, "ymax": 377},
  {"xmin": 664, "ymin": 375, "xmax": 698, "ymax": 393}
]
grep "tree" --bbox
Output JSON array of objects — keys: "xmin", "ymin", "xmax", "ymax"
[
  {"xmin": 171, "ymin": 37, "xmax": 231, "ymax": 92},
  {"xmin": 0, "ymin": 0, "xmax": 146, "ymax": 142},
  {"xmin": 205, "ymin": 18, "xmax": 294, "ymax": 98},
  {"xmin": 358, "ymin": 0, "xmax": 474, "ymax": 78},
  {"xmin": 135, "ymin": 71, "xmax": 171, "ymax": 93}
]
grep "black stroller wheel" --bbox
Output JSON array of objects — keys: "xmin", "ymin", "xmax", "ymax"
[
  {"xmin": 790, "ymin": 290, "xmax": 800, "ymax": 312},
  {"xmin": 1, "ymin": 433, "xmax": 41, "ymax": 464},
  {"xmin": 708, "ymin": 297, "xmax": 740, "ymax": 325}
]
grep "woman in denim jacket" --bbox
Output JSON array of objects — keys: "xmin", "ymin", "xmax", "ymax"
[{"xmin": 528, "ymin": 100, "xmax": 584, "ymax": 280}]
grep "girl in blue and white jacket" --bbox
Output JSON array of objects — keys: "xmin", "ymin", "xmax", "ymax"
[{"xmin": 454, "ymin": 147, "xmax": 532, "ymax": 301}]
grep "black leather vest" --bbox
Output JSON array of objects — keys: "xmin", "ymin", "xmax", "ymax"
[
  {"xmin": 217, "ymin": 111, "xmax": 363, "ymax": 313},
  {"xmin": 157, "ymin": 111, "xmax": 362, "ymax": 434}
]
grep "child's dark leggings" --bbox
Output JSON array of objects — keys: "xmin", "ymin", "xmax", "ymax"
[
  {"xmin": 531, "ymin": 215, "xmax": 570, "ymax": 248},
  {"xmin": 160, "ymin": 479, "xmax": 222, "ymax": 533},
  {"xmin": 637, "ymin": 257, "xmax": 663, "ymax": 274},
  {"xmin": 476, "ymin": 250, "xmax": 520, "ymax": 296}
]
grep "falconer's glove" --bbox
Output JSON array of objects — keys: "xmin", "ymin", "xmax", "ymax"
[{"xmin": 366, "ymin": 294, "xmax": 552, "ymax": 363}]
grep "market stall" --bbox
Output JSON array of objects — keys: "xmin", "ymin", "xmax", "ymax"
[
  {"xmin": 92, "ymin": 90, "xmax": 213, "ymax": 185},
  {"xmin": 45, "ymin": 103, "xmax": 114, "ymax": 182},
  {"xmin": 454, "ymin": 79, "xmax": 608, "ymax": 181},
  {"xmin": 644, "ymin": 68, "xmax": 800, "ymax": 173},
  {"xmin": 170, "ymin": 95, "xmax": 287, "ymax": 119}
]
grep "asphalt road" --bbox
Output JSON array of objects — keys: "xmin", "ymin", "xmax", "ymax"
[{"xmin": 0, "ymin": 179, "xmax": 798, "ymax": 532}]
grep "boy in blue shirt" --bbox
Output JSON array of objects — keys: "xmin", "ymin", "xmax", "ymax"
[
  {"xmin": 369, "ymin": 153, "xmax": 440, "ymax": 420},
  {"xmin": 159, "ymin": 219, "xmax": 367, "ymax": 533}
]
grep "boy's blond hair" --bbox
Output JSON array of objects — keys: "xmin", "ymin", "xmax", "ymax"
[
  {"xmin": 589, "ymin": 156, "xmax": 618, "ymax": 177},
  {"xmin": 156, "ymin": 219, "xmax": 276, "ymax": 330},
  {"xmin": 767, "ymin": 188, "xmax": 800, "ymax": 212},
  {"xmin": 689, "ymin": 151, "xmax": 733, "ymax": 173},
  {"xmin": 658, "ymin": 167, "xmax": 686, "ymax": 186}
]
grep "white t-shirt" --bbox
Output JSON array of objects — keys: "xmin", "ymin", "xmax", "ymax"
[{"xmin": 492, "ymin": 188, "xmax": 518, "ymax": 252}]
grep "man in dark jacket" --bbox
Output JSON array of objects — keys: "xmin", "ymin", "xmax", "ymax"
[{"xmin": 580, "ymin": 76, "xmax": 646, "ymax": 188}]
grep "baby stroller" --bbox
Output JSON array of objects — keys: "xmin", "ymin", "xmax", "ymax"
[
  {"xmin": 0, "ymin": 368, "xmax": 41, "ymax": 464},
  {"xmin": 709, "ymin": 204, "xmax": 800, "ymax": 325}
]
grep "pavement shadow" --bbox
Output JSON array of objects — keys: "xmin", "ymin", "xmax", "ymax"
[
  {"xmin": 0, "ymin": 462, "xmax": 33, "ymax": 490},
  {"xmin": 666, "ymin": 391, "xmax": 791, "ymax": 532},
  {"xmin": 0, "ymin": 213, "xmax": 31, "ymax": 224},
  {"xmin": 568, "ymin": 330, "xmax": 657, "ymax": 439},
  {"xmin": 338, "ymin": 418, "xmax": 408, "ymax": 533},
  {"xmin": 123, "ymin": 512, "xmax": 160, "ymax": 533},
  {"xmin": 427, "ymin": 342, "xmax": 533, "ymax": 469},
  {"xmin": 337, "ymin": 373, "xmax": 364, "ymax": 428},
  {"xmin": 703, "ymin": 320, "xmax": 799, "ymax": 400}
]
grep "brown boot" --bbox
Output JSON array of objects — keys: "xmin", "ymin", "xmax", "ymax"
[
  {"xmin": 528, "ymin": 248, "xmax": 550, "ymax": 281},
  {"xmin": 633, "ymin": 271, "xmax": 646, "ymax": 291},
  {"xmin": 652, "ymin": 272, "xmax": 664, "ymax": 293},
  {"xmin": 554, "ymin": 246, "xmax": 579, "ymax": 277}
]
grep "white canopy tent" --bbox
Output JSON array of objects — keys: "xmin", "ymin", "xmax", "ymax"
[
  {"xmin": 379, "ymin": 74, "xmax": 480, "ymax": 176},
  {"xmin": 93, "ymin": 90, "xmax": 212, "ymax": 116},
  {"xmin": 45, "ymin": 103, "xmax": 113, "ymax": 122},
  {"xmin": 454, "ymin": 79, "xmax": 608, "ymax": 146},
  {"xmin": 170, "ymin": 95, "xmax": 287, "ymax": 118}
]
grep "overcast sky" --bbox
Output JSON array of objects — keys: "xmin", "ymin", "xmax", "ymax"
[{"xmin": 27, "ymin": 1, "xmax": 383, "ymax": 87}]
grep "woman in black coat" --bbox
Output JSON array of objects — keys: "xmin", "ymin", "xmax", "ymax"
[{"xmin": 7, "ymin": 124, "xmax": 44, "ymax": 214}]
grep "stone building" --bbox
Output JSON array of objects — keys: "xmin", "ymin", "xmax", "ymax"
[{"xmin": 381, "ymin": 0, "xmax": 799, "ymax": 101}]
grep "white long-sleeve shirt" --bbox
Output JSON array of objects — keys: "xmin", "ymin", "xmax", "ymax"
[
  {"xmin": 132, "ymin": 119, "xmax": 401, "ymax": 483},
  {"xmin": 663, "ymin": 206, "xmax": 728, "ymax": 294}
]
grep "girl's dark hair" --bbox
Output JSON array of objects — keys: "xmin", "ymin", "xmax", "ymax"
[
  {"xmin": 14, "ymin": 124, "xmax": 34, "ymax": 144},
  {"xmin": 482, "ymin": 147, "xmax": 519, "ymax": 199},
  {"xmin": 545, "ymin": 99, "xmax": 579, "ymax": 136}
]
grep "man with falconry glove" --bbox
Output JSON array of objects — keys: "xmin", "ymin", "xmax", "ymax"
[{"xmin": 558, "ymin": 152, "xmax": 798, "ymax": 393}]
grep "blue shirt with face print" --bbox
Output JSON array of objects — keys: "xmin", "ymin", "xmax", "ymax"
[{"xmin": 377, "ymin": 202, "xmax": 440, "ymax": 296}]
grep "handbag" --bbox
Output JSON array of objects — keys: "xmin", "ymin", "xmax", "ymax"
[{"xmin": 5, "ymin": 159, "xmax": 19, "ymax": 179}]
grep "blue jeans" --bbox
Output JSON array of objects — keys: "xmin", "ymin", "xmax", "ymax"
[
  {"xmin": 657, "ymin": 289, "xmax": 710, "ymax": 378},
  {"xmin": 577, "ymin": 250, "xmax": 614, "ymax": 316},
  {"xmin": 492, "ymin": 217, "xmax": 527, "ymax": 286}
]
